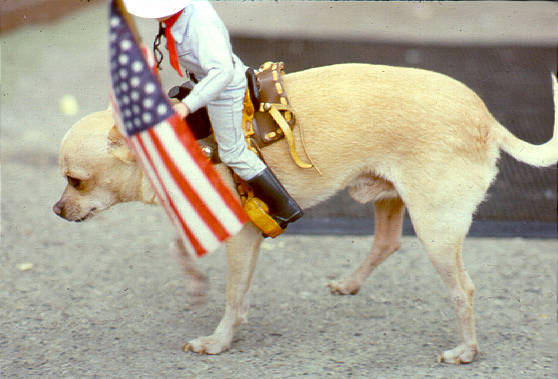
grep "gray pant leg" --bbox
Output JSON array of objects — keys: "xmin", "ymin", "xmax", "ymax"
[{"xmin": 207, "ymin": 87, "xmax": 266, "ymax": 180}]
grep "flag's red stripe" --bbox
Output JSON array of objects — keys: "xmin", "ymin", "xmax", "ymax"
[
  {"xmin": 168, "ymin": 114, "xmax": 249, "ymax": 224},
  {"xmin": 147, "ymin": 127, "xmax": 230, "ymax": 242},
  {"xmin": 134, "ymin": 132, "xmax": 207, "ymax": 256}
]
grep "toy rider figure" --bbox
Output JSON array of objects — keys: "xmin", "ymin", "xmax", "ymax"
[{"xmin": 123, "ymin": 0, "xmax": 303, "ymax": 228}]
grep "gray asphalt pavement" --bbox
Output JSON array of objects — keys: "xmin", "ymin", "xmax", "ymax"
[
  {"xmin": 1, "ymin": 2, "xmax": 557, "ymax": 378},
  {"xmin": 1, "ymin": 203, "xmax": 557, "ymax": 377}
]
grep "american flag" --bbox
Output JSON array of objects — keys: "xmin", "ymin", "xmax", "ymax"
[{"xmin": 108, "ymin": 0, "xmax": 248, "ymax": 257}]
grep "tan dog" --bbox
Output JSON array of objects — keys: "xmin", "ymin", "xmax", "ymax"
[{"xmin": 53, "ymin": 64, "xmax": 558, "ymax": 364}]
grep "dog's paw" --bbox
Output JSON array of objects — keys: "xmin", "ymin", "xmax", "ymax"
[
  {"xmin": 182, "ymin": 335, "xmax": 231, "ymax": 355},
  {"xmin": 327, "ymin": 279, "xmax": 361, "ymax": 295},
  {"xmin": 438, "ymin": 344, "xmax": 478, "ymax": 364}
]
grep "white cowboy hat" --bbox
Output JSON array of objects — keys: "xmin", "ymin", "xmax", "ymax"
[{"xmin": 122, "ymin": 0, "xmax": 193, "ymax": 19}]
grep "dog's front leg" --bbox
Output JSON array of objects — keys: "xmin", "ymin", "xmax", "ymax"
[
  {"xmin": 172, "ymin": 237, "xmax": 208, "ymax": 303},
  {"xmin": 184, "ymin": 223, "xmax": 263, "ymax": 354}
]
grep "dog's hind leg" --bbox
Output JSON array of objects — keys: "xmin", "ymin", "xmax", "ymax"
[
  {"xmin": 184, "ymin": 223, "xmax": 263, "ymax": 354},
  {"xmin": 328, "ymin": 197, "xmax": 405, "ymax": 295},
  {"xmin": 411, "ymin": 214, "xmax": 478, "ymax": 364}
]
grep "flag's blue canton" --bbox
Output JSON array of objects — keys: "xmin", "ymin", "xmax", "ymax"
[{"xmin": 109, "ymin": 3, "xmax": 174, "ymax": 136}]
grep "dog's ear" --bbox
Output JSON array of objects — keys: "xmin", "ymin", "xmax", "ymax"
[{"xmin": 108, "ymin": 124, "xmax": 136, "ymax": 163}]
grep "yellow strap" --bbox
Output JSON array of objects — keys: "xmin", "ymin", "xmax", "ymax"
[
  {"xmin": 263, "ymin": 102, "xmax": 291, "ymax": 112},
  {"xmin": 267, "ymin": 105, "xmax": 313, "ymax": 169}
]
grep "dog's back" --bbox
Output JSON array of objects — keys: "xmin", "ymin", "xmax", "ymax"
[{"xmin": 267, "ymin": 64, "xmax": 501, "ymax": 210}]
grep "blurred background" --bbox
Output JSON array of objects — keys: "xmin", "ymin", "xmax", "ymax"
[{"xmin": 1, "ymin": 0, "xmax": 556, "ymax": 237}]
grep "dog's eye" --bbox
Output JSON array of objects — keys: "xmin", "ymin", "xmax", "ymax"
[{"xmin": 67, "ymin": 176, "xmax": 82, "ymax": 188}]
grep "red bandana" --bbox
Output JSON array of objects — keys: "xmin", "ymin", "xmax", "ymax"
[{"xmin": 163, "ymin": 10, "xmax": 185, "ymax": 77}]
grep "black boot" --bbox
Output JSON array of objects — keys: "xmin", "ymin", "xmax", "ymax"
[{"xmin": 247, "ymin": 168, "xmax": 303, "ymax": 228}]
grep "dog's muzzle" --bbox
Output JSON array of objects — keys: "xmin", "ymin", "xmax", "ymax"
[{"xmin": 53, "ymin": 200, "xmax": 95, "ymax": 222}]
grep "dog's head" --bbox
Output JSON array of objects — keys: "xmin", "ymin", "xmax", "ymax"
[{"xmin": 52, "ymin": 109, "xmax": 148, "ymax": 222}]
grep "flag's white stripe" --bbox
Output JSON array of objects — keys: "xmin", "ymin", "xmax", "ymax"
[
  {"xmin": 154, "ymin": 123, "xmax": 245, "ymax": 235},
  {"xmin": 141, "ymin": 126, "xmax": 221, "ymax": 253},
  {"xmin": 130, "ymin": 137, "xmax": 198, "ymax": 255}
]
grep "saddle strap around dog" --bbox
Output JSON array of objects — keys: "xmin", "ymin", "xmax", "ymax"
[
  {"xmin": 249, "ymin": 62, "xmax": 317, "ymax": 171},
  {"xmin": 263, "ymin": 103, "xmax": 313, "ymax": 169}
]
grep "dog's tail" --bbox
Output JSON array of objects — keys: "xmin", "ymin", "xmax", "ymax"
[{"xmin": 494, "ymin": 73, "xmax": 558, "ymax": 167}]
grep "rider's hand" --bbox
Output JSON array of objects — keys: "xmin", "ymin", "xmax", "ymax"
[{"xmin": 173, "ymin": 102, "xmax": 190, "ymax": 118}]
